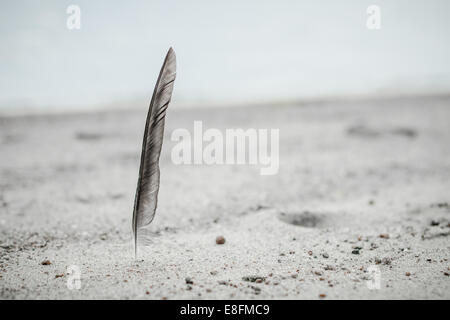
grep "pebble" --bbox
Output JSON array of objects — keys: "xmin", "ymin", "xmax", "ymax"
[
  {"xmin": 319, "ymin": 294, "xmax": 326, "ymax": 298},
  {"xmin": 242, "ymin": 276, "xmax": 266, "ymax": 283},
  {"xmin": 216, "ymin": 236, "xmax": 226, "ymax": 245},
  {"xmin": 250, "ymin": 286, "xmax": 261, "ymax": 295},
  {"xmin": 41, "ymin": 260, "xmax": 51, "ymax": 265},
  {"xmin": 185, "ymin": 277, "xmax": 194, "ymax": 285},
  {"xmin": 322, "ymin": 253, "xmax": 329, "ymax": 259}
]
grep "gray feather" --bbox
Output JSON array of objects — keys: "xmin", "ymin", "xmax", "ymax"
[{"xmin": 132, "ymin": 48, "xmax": 176, "ymax": 258}]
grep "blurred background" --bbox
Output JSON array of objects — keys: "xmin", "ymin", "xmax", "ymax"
[{"xmin": 1, "ymin": 0, "xmax": 450, "ymax": 113}]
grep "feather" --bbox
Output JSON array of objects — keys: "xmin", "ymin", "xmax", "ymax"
[{"xmin": 132, "ymin": 48, "xmax": 176, "ymax": 258}]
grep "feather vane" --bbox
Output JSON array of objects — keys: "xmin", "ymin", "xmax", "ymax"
[{"xmin": 132, "ymin": 48, "xmax": 176, "ymax": 258}]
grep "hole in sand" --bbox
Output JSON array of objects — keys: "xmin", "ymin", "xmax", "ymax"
[
  {"xmin": 278, "ymin": 211, "xmax": 327, "ymax": 228},
  {"xmin": 75, "ymin": 132, "xmax": 104, "ymax": 141}
]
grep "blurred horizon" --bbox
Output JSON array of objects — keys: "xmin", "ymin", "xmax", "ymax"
[{"xmin": 1, "ymin": 0, "xmax": 450, "ymax": 113}]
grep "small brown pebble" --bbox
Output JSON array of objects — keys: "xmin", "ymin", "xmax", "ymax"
[
  {"xmin": 146, "ymin": 291, "xmax": 150, "ymax": 295},
  {"xmin": 308, "ymin": 251, "xmax": 313, "ymax": 256},
  {"xmin": 319, "ymin": 294, "xmax": 326, "ymax": 298},
  {"xmin": 206, "ymin": 289, "xmax": 212, "ymax": 293},
  {"xmin": 379, "ymin": 234, "xmax": 389, "ymax": 239},
  {"xmin": 216, "ymin": 236, "xmax": 226, "ymax": 245},
  {"xmin": 55, "ymin": 274, "xmax": 64, "ymax": 278},
  {"xmin": 255, "ymin": 279, "xmax": 263, "ymax": 283},
  {"xmin": 444, "ymin": 272, "xmax": 449, "ymax": 276},
  {"xmin": 291, "ymin": 274, "xmax": 297, "ymax": 279},
  {"xmin": 405, "ymin": 272, "xmax": 411, "ymax": 276},
  {"xmin": 41, "ymin": 260, "xmax": 51, "ymax": 265}
]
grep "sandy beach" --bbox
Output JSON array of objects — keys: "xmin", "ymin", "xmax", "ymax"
[{"xmin": 0, "ymin": 95, "xmax": 449, "ymax": 299}]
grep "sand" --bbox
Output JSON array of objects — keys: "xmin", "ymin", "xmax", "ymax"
[{"xmin": 0, "ymin": 95, "xmax": 449, "ymax": 299}]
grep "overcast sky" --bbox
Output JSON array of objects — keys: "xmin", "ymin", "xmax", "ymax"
[{"xmin": 1, "ymin": 0, "xmax": 450, "ymax": 111}]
